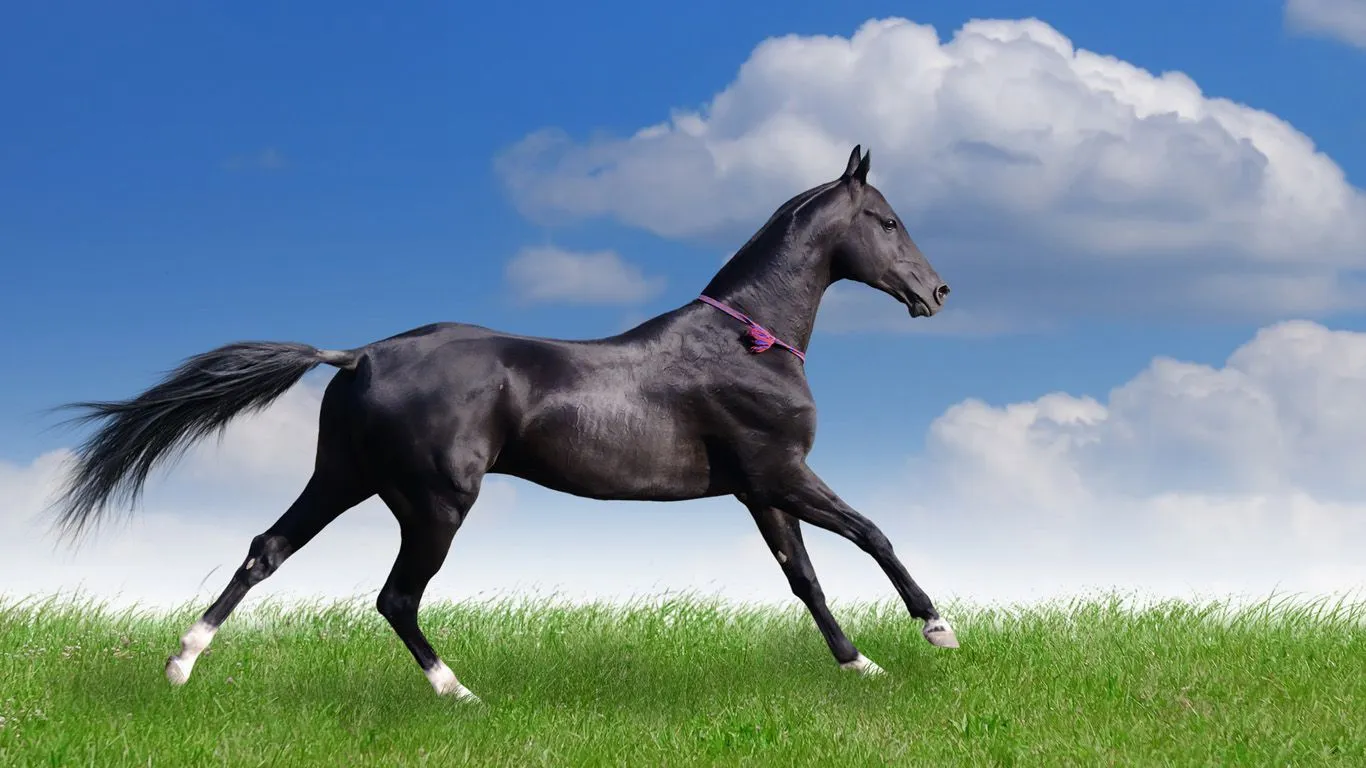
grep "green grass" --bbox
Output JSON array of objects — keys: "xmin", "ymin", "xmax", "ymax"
[{"xmin": 2, "ymin": 593, "xmax": 1365, "ymax": 766}]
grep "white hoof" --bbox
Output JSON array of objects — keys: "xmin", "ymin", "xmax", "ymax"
[
  {"xmin": 165, "ymin": 655, "xmax": 194, "ymax": 686},
  {"xmin": 450, "ymin": 686, "xmax": 481, "ymax": 704},
  {"xmin": 839, "ymin": 653, "xmax": 886, "ymax": 676},
  {"xmin": 922, "ymin": 617, "xmax": 959, "ymax": 648},
  {"xmin": 426, "ymin": 661, "xmax": 481, "ymax": 703}
]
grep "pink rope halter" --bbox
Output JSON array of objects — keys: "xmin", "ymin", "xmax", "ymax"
[{"xmin": 697, "ymin": 294, "xmax": 806, "ymax": 363}]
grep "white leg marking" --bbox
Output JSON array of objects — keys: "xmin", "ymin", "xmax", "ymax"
[
  {"xmin": 840, "ymin": 654, "xmax": 886, "ymax": 676},
  {"xmin": 425, "ymin": 661, "xmax": 480, "ymax": 702},
  {"xmin": 922, "ymin": 616, "xmax": 959, "ymax": 648},
  {"xmin": 165, "ymin": 620, "xmax": 218, "ymax": 685},
  {"xmin": 776, "ymin": 551, "xmax": 788, "ymax": 564}
]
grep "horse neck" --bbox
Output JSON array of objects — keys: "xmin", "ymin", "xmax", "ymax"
[{"xmin": 699, "ymin": 231, "xmax": 834, "ymax": 353}]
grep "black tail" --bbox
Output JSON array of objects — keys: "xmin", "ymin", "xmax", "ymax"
[{"xmin": 48, "ymin": 340, "xmax": 359, "ymax": 542}]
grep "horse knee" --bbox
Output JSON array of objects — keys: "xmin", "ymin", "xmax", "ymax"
[
  {"xmin": 786, "ymin": 573, "xmax": 815, "ymax": 601},
  {"xmin": 784, "ymin": 563, "xmax": 824, "ymax": 603}
]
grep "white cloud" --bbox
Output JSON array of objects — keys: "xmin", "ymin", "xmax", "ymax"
[
  {"xmin": 1286, "ymin": 0, "xmax": 1366, "ymax": 49},
  {"xmin": 905, "ymin": 319, "xmax": 1366, "ymax": 601},
  {"xmin": 5, "ymin": 322, "xmax": 1366, "ymax": 614},
  {"xmin": 496, "ymin": 17, "xmax": 1366, "ymax": 328},
  {"xmin": 506, "ymin": 246, "xmax": 665, "ymax": 305}
]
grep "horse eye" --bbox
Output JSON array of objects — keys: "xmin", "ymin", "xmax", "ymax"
[{"xmin": 881, "ymin": 217, "xmax": 898, "ymax": 232}]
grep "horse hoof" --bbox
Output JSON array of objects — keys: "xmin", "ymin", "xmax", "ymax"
[
  {"xmin": 436, "ymin": 682, "xmax": 481, "ymax": 703},
  {"xmin": 922, "ymin": 617, "xmax": 959, "ymax": 649},
  {"xmin": 451, "ymin": 687, "xmax": 482, "ymax": 704},
  {"xmin": 839, "ymin": 654, "xmax": 886, "ymax": 676},
  {"xmin": 165, "ymin": 656, "xmax": 192, "ymax": 686}
]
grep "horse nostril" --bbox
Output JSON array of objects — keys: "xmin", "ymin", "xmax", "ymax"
[{"xmin": 934, "ymin": 284, "xmax": 950, "ymax": 305}]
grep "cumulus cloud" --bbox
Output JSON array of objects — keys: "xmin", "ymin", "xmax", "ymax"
[
  {"xmin": 505, "ymin": 246, "xmax": 665, "ymax": 305},
  {"xmin": 927, "ymin": 320, "xmax": 1366, "ymax": 503},
  {"xmin": 4, "ymin": 322, "xmax": 1366, "ymax": 613},
  {"xmin": 905, "ymin": 319, "xmax": 1366, "ymax": 601},
  {"xmin": 496, "ymin": 17, "xmax": 1366, "ymax": 328},
  {"xmin": 1286, "ymin": 0, "xmax": 1366, "ymax": 49}
]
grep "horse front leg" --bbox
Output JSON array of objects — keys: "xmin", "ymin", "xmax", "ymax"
[{"xmin": 745, "ymin": 504, "xmax": 886, "ymax": 675}]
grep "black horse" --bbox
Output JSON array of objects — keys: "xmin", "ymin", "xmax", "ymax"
[{"xmin": 50, "ymin": 146, "xmax": 955, "ymax": 701}]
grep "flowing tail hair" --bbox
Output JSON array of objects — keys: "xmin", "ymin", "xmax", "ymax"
[{"xmin": 48, "ymin": 340, "xmax": 358, "ymax": 543}]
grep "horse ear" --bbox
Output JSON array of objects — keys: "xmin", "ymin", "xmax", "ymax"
[
  {"xmin": 852, "ymin": 149, "xmax": 870, "ymax": 184},
  {"xmin": 841, "ymin": 145, "xmax": 863, "ymax": 179}
]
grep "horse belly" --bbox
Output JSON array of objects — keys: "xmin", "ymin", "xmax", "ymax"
[{"xmin": 504, "ymin": 398, "xmax": 716, "ymax": 500}]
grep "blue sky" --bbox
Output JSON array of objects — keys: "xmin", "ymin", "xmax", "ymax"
[
  {"xmin": 3, "ymin": 0, "xmax": 1362, "ymax": 459},
  {"xmin": 3, "ymin": 1, "xmax": 1366, "ymax": 609}
]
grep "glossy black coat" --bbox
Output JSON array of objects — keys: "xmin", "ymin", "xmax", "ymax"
[{"xmin": 50, "ymin": 146, "xmax": 958, "ymax": 691}]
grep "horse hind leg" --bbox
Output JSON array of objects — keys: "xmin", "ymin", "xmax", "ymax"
[
  {"xmin": 164, "ymin": 469, "xmax": 371, "ymax": 685},
  {"xmin": 375, "ymin": 477, "xmax": 481, "ymax": 702}
]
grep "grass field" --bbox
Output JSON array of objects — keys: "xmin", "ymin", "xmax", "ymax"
[{"xmin": 2, "ymin": 593, "xmax": 1364, "ymax": 766}]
